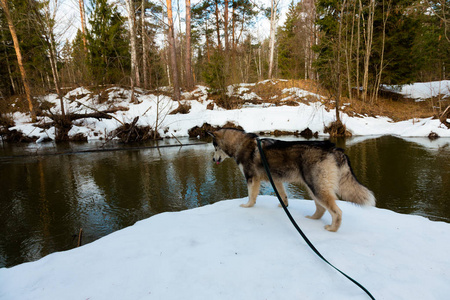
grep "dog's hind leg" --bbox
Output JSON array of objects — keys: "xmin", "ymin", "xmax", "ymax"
[
  {"xmin": 274, "ymin": 180, "xmax": 289, "ymax": 207},
  {"xmin": 315, "ymin": 192, "xmax": 342, "ymax": 232},
  {"xmin": 306, "ymin": 200, "xmax": 326, "ymax": 220},
  {"xmin": 241, "ymin": 178, "xmax": 261, "ymax": 208}
]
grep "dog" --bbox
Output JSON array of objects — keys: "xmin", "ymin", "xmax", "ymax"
[{"xmin": 208, "ymin": 128, "xmax": 375, "ymax": 232}]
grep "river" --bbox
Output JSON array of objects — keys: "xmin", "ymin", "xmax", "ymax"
[{"xmin": 0, "ymin": 135, "xmax": 449, "ymax": 268}]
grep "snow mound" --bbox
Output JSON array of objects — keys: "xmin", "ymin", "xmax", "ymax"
[
  {"xmin": 382, "ymin": 80, "xmax": 450, "ymax": 100},
  {"xmin": 6, "ymin": 81, "xmax": 450, "ymax": 142},
  {"xmin": 1, "ymin": 196, "xmax": 449, "ymax": 300}
]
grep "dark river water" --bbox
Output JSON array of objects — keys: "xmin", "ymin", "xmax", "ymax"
[{"xmin": 0, "ymin": 136, "xmax": 449, "ymax": 268}]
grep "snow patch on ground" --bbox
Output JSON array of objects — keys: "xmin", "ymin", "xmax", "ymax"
[
  {"xmin": 6, "ymin": 81, "xmax": 450, "ymax": 143},
  {"xmin": 382, "ymin": 80, "xmax": 450, "ymax": 100},
  {"xmin": 1, "ymin": 196, "xmax": 449, "ymax": 300}
]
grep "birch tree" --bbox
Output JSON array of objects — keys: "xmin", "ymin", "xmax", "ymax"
[
  {"xmin": 166, "ymin": 0, "xmax": 181, "ymax": 102},
  {"xmin": 124, "ymin": 0, "xmax": 140, "ymax": 88},
  {"xmin": 185, "ymin": 0, "xmax": 193, "ymax": 89},
  {"xmin": 142, "ymin": 0, "xmax": 148, "ymax": 88},
  {"xmin": 34, "ymin": 0, "xmax": 66, "ymax": 116},
  {"xmin": 361, "ymin": 0, "xmax": 375, "ymax": 102},
  {"xmin": 372, "ymin": 0, "xmax": 392, "ymax": 102},
  {"xmin": 268, "ymin": 0, "xmax": 280, "ymax": 79}
]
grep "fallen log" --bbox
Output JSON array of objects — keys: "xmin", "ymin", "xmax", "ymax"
[
  {"xmin": 37, "ymin": 108, "xmax": 126, "ymax": 142},
  {"xmin": 439, "ymin": 105, "xmax": 450, "ymax": 129}
]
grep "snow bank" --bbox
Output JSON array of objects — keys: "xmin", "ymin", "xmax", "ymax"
[
  {"xmin": 7, "ymin": 82, "xmax": 450, "ymax": 142},
  {"xmin": 382, "ymin": 80, "xmax": 450, "ymax": 100},
  {"xmin": 1, "ymin": 196, "xmax": 449, "ymax": 300}
]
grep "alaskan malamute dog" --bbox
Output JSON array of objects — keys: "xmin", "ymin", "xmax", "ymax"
[{"xmin": 209, "ymin": 128, "xmax": 375, "ymax": 232}]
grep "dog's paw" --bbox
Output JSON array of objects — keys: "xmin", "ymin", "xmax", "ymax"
[
  {"xmin": 324, "ymin": 225, "xmax": 338, "ymax": 232},
  {"xmin": 240, "ymin": 203, "xmax": 254, "ymax": 208},
  {"xmin": 306, "ymin": 215, "xmax": 320, "ymax": 220},
  {"xmin": 278, "ymin": 203, "xmax": 288, "ymax": 208}
]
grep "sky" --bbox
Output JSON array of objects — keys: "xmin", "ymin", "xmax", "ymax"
[{"xmin": 54, "ymin": 0, "xmax": 291, "ymax": 47}]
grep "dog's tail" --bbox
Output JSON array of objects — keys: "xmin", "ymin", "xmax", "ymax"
[{"xmin": 337, "ymin": 153, "xmax": 376, "ymax": 206}]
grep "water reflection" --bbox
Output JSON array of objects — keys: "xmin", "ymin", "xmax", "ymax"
[
  {"xmin": 338, "ymin": 136, "xmax": 450, "ymax": 221},
  {"xmin": 0, "ymin": 136, "xmax": 449, "ymax": 268},
  {"xmin": 0, "ymin": 143, "xmax": 249, "ymax": 267}
]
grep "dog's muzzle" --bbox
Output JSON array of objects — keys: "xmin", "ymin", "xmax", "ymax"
[
  {"xmin": 213, "ymin": 157, "xmax": 222, "ymax": 165},
  {"xmin": 212, "ymin": 148, "xmax": 228, "ymax": 165}
]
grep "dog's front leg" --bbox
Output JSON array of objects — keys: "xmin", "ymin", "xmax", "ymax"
[
  {"xmin": 274, "ymin": 180, "xmax": 289, "ymax": 207},
  {"xmin": 241, "ymin": 178, "xmax": 260, "ymax": 207}
]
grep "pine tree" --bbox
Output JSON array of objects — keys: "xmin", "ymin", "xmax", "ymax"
[
  {"xmin": 192, "ymin": 0, "xmax": 258, "ymax": 85},
  {"xmin": 87, "ymin": 0, "xmax": 130, "ymax": 85},
  {"xmin": 68, "ymin": 29, "xmax": 90, "ymax": 84},
  {"xmin": 314, "ymin": 0, "xmax": 342, "ymax": 91},
  {"xmin": 411, "ymin": 0, "xmax": 450, "ymax": 81},
  {"xmin": 277, "ymin": 1, "xmax": 305, "ymax": 79},
  {"xmin": 371, "ymin": 0, "xmax": 419, "ymax": 85}
]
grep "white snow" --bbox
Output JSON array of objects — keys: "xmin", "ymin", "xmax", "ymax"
[
  {"xmin": 382, "ymin": 80, "xmax": 450, "ymax": 101},
  {"xmin": 282, "ymin": 87, "xmax": 323, "ymax": 100},
  {"xmin": 1, "ymin": 196, "xmax": 449, "ymax": 300},
  {"xmin": 7, "ymin": 81, "xmax": 450, "ymax": 142}
]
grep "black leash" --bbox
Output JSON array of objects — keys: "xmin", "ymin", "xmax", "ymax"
[{"xmin": 256, "ymin": 138, "xmax": 375, "ymax": 300}]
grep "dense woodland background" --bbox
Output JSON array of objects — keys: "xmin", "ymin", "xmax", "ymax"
[{"xmin": 0, "ymin": 0, "xmax": 449, "ymax": 119}]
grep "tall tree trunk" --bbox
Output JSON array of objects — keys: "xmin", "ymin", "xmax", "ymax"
[
  {"xmin": 356, "ymin": 0, "xmax": 362, "ymax": 98},
  {"xmin": 336, "ymin": 0, "xmax": 347, "ymax": 123},
  {"xmin": 125, "ymin": 0, "xmax": 140, "ymax": 88},
  {"xmin": 43, "ymin": 0, "xmax": 65, "ymax": 117},
  {"xmin": 176, "ymin": 0, "xmax": 184, "ymax": 86},
  {"xmin": 1, "ymin": 0, "xmax": 36, "ymax": 121},
  {"xmin": 166, "ymin": 0, "xmax": 181, "ymax": 102},
  {"xmin": 232, "ymin": 0, "xmax": 236, "ymax": 50},
  {"xmin": 48, "ymin": 34, "xmax": 65, "ymax": 117},
  {"xmin": 305, "ymin": 0, "xmax": 316, "ymax": 80},
  {"xmin": 78, "ymin": 0, "xmax": 87, "ymax": 53},
  {"xmin": 142, "ymin": 0, "xmax": 148, "ymax": 89},
  {"xmin": 224, "ymin": 0, "xmax": 229, "ymax": 52},
  {"xmin": 268, "ymin": 0, "xmax": 278, "ymax": 79},
  {"xmin": 214, "ymin": 0, "xmax": 222, "ymax": 49},
  {"xmin": 362, "ymin": 0, "xmax": 375, "ymax": 102},
  {"xmin": 372, "ymin": 0, "xmax": 391, "ymax": 102},
  {"xmin": 206, "ymin": 19, "xmax": 211, "ymax": 62},
  {"xmin": 258, "ymin": 46, "xmax": 262, "ymax": 80},
  {"xmin": 347, "ymin": 0, "xmax": 357, "ymax": 102},
  {"xmin": 1, "ymin": 36, "xmax": 17, "ymax": 94},
  {"xmin": 185, "ymin": 0, "xmax": 193, "ymax": 89}
]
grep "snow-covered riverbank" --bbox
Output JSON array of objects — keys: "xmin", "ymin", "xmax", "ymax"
[
  {"xmin": 1, "ymin": 196, "xmax": 449, "ymax": 300},
  {"xmin": 6, "ymin": 81, "xmax": 450, "ymax": 142}
]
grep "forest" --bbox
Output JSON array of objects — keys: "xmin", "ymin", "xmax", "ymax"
[{"xmin": 0, "ymin": 0, "xmax": 449, "ymax": 122}]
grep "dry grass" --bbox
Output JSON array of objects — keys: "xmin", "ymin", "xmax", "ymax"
[
  {"xmin": 243, "ymin": 79, "xmax": 445, "ymax": 121},
  {"xmin": 341, "ymin": 95, "xmax": 445, "ymax": 121},
  {"xmin": 249, "ymin": 79, "xmax": 327, "ymax": 104}
]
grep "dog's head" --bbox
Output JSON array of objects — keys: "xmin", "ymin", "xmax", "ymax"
[{"xmin": 208, "ymin": 131, "xmax": 230, "ymax": 165}]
